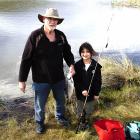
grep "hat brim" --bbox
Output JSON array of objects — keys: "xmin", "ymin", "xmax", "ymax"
[{"xmin": 38, "ymin": 14, "xmax": 64, "ymax": 25}]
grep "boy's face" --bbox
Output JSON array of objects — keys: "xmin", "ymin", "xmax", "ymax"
[{"xmin": 81, "ymin": 48, "xmax": 92, "ymax": 61}]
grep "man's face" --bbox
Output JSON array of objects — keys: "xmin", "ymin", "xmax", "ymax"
[{"xmin": 43, "ymin": 17, "xmax": 59, "ymax": 31}]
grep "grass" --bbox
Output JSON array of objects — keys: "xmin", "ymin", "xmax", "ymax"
[
  {"xmin": 100, "ymin": 57, "xmax": 140, "ymax": 89},
  {"xmin": 0, "ymin": 57, "xmax": 140, "ymax": 140},
  {"xmin": 0, "ymin": 86, "xmax": 140, "ymax": 140},
  {"xmin": 0, "ymin": 85, "xmax": 140, "ymax": 140},
  {"xmin": 98, "ymin": 86, "xmax": 140, "ymax": 120}
]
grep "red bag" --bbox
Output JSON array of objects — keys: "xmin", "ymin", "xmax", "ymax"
[{"xmin": 93, "ymin": 119, "xmax": 126, "ymax": 140}]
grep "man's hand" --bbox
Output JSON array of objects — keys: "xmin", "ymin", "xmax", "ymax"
[
  {"xmin": 82, "ymin": 90, "xmax": 88, "ymax": 96},
  {"xmin": 19, "ymin": 82, "xmax": 26, "ymax": 93},
  {"xmin": 68, "ymin": 64, "xmax": 75, "ymax": 77}
]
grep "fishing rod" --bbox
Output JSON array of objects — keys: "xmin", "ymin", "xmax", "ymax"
[
  {"xmin": 75, "ymin": 11, "xmax": 114, "ymax": 134},
  {"xmin": 105, "ymin": 12, "xmax": 114, "ymax": 49}
]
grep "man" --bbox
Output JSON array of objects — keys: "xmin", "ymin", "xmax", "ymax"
[{"xmin": 18, "ymin": 8, "xmax": 75, "ymax": 134}]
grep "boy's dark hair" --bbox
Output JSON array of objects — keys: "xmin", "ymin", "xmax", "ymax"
[{"xmin": 79, "ymin": 42, "xmax": 97, "ymax": 56}]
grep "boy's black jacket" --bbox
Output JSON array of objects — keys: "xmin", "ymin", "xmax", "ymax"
[{"xmin": 73, "ymin": 59, "xmax": 102, "ymax": 102}]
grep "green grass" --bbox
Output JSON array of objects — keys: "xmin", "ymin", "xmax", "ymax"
[{"xmin": 97, "ymin": 86, "xmax": 140, "ymax": 120}]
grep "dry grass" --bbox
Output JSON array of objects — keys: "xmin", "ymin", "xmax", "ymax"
[
  {"xmin": 100, "ymin": 57, "xmax": 140, "ymax": 89},
  {"xmin": 0, "ymin": 85, "xmax": 140, "ymax": 140}
]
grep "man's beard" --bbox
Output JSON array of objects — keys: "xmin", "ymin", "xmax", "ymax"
[{"xmin": 48, "ymin": 25, "xmax": 56, "ymax": 31}]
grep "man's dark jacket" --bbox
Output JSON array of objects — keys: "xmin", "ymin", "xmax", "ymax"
[
  {"xmin": 19, "ymin": 26, "xmax": 74, "ymax": 84},
  {"xmin": 73, "ymin": 59, "xmax": 102, "ymax": 102}
]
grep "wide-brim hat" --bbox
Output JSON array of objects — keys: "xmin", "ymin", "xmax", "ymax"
[{"xmin": 38, "ymin": 8, "xmax": 64, "ymax": 25}]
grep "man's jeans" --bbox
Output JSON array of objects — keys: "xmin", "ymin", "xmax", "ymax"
[{"xmin": 32, "ymin": 80, "xmax": 65, "ymax": 123}]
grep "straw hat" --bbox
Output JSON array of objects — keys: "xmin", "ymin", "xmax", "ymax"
[{"xmin": 38, "ymin": 8, "xmax": 64, "ymax": 24}]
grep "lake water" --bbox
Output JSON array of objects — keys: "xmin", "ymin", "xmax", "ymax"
[{"xmin": 0, "ymin": 0, "xmax": 140, "ymax": 99}]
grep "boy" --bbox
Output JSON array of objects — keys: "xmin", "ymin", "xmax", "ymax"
[{"xmin": 73, "ymin": 42, "xmax": 102, "ymax": 130}]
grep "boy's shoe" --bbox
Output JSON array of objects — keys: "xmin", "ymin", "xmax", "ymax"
[
  {"xmin": 57, "ymin": 116, "xmax": 70, "ymax": 127},
  {"xmin": 79, "ymin": 122, "xmax": 86, "ymax": 131},
  {"xmin": 36, "ymin": 123, "xmax": 45, "ymax": 134},
  {"xmin": 79, "ymin": 121, "xmax": 90, "ymax": 131},
  {"xmin": 85, "ymin": 121, "xmax": 90, "ymax": 129}
]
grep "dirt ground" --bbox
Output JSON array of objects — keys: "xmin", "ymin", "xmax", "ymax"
[{"xmin": 0, "ymin": 97, "xmax": 34, "ymax": 123}]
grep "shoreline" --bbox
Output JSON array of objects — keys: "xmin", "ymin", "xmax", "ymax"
[{"xmin": 0, "ymin": 96, "xmax": 34, "ymax": 122}]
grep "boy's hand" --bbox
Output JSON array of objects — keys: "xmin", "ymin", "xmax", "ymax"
[
  {"xmin": 82, "ymin": 90, "xmax": 88, "ymax": 96},
  {"xmin": 94, "ymin": 96, "xmax": 99, "ymax": 100}
]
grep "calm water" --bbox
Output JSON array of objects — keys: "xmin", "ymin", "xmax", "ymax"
[
  {"xmin": 0, "ymin": 0, "xmax": 140, "ymax": 97},
  {"xmin": 0, "ymin": 0, "xmax": 77, "ymax": 81}
]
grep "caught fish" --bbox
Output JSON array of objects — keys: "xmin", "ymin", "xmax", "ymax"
[{"xmin": 65, "ymin": 74, "xmax": 75, "ymax": 101}]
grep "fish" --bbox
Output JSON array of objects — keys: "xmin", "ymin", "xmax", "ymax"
[{"xmin": 65, "ymin": 74, "xmax": 75, "ymax": 101}]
